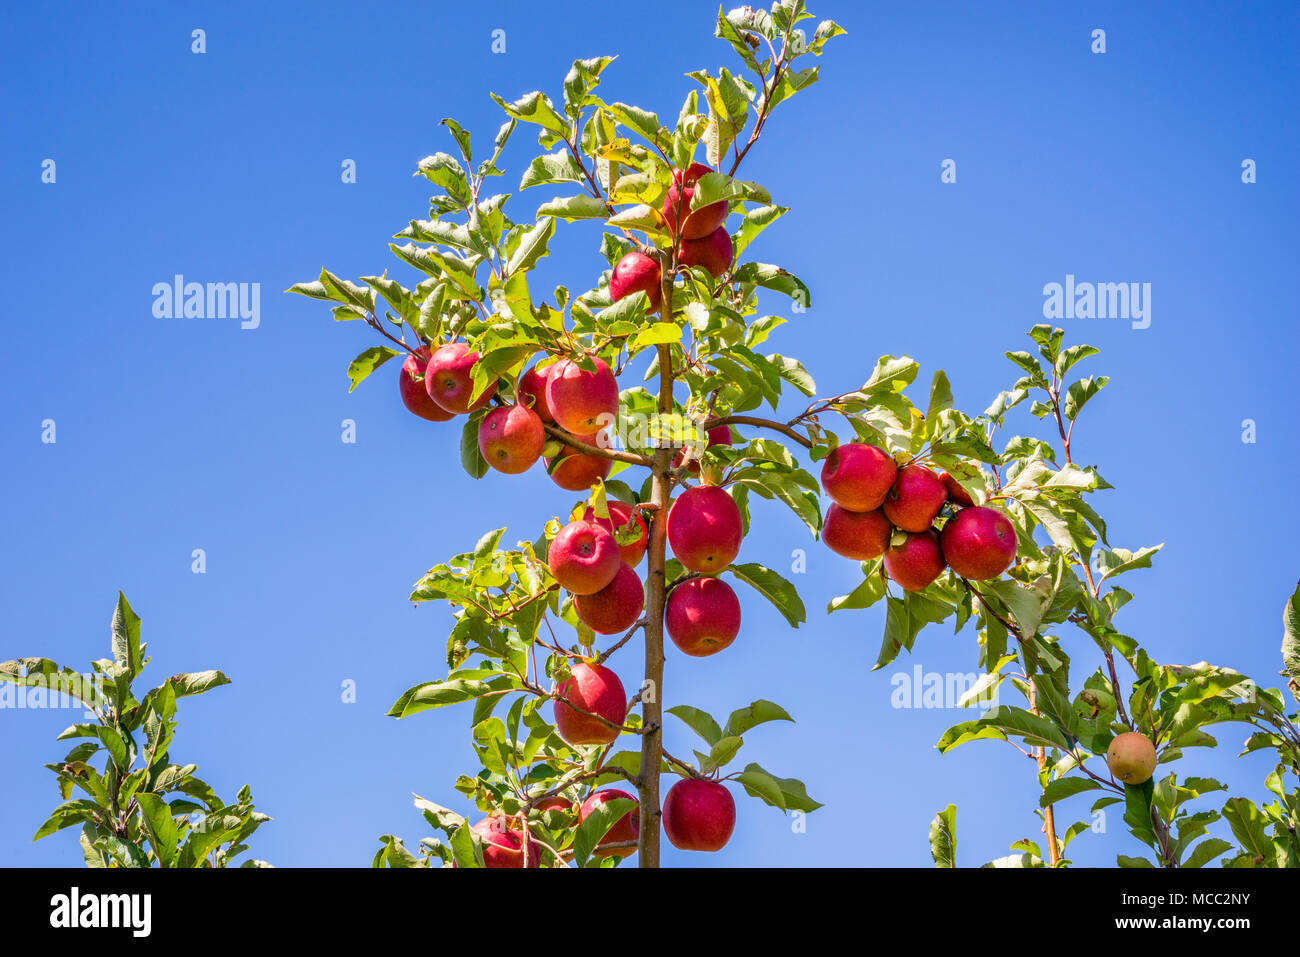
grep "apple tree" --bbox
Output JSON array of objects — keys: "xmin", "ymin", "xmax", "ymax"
[
  {"xmin": 0, "ymin": 594, "xmax": 272, "ymax": 868},
  {"xmin": 291, "ymin": 0, "xmax": 1296, "ymax": 869}
]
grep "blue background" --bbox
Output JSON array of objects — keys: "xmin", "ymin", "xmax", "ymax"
[{"xmin": 2, "ymin": 0, "xmax": 1296, "ymax": 867}]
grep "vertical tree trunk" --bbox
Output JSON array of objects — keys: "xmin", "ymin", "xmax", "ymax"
[
  {"xmin": 638, "ymin": 454, "xmax": 670, "ymax": 867},
  {"xmin": 638, "ymin": 340, "xmax": 676, "ymax": 868}
]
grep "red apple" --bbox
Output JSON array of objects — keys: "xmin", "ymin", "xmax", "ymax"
[
  {"xmin": 661, "ymin": 163, "xmax": 728, "ymax": 240},
  {"xmin": 662, "ymin": 779, "xmax": 735, "ymax": 852},
  {"xmin": 667, "ymin": 485, "xmax": 743, "ymax": 573},
  {"xmin": 584, "ymin": 501, "xmax": 648, "ymax": 566},
  {"xmin": 665, "ymin": 577, "xmax": 741, "ymax": 657},
  {"xmin": 518, "ymin": 364, "xmax": 555, "ymax": 423},
  {"xmin": 822, "ymin": 505, "xmax": 892, "ymax": 561},
  {"xmin": 579, "ymin": 789, "xmax": 640, "ymax": 859},
  {"xmin": 940, "ymin": 506, "xmax": 1017, "ymax": 580},
  {"xmin": 469, "ymin": 817, "xmax": 540, "ymax": 868},
  {"xmin": 424, "ymin": 342, "xmax": 496, "ymax": 414},
  {"xmin": 610, "ymin": 252, "xmax": 662, "ymax": 309},
  {"xmin": 574, "ymin": 563, "xmax": 645, "ymax": 635},
  {"xmin": 534, "ymin": 795, "xmax": 571, "ymax": 814},
  {"xmin": 678, "ymin": 226, "xmax": 733, "ymax": 278},
  {"xmin": 939, "ymin": 470, "xmax": 975, "ymax": 507},
  {"xmin": 883, "ymin": 529, "xmax": 947, "ymax": 591},
  {"xmin": 548, "ymin": 520, "xmax": 621, "ymax": 595},
  {"xmin": 882, "ymin": 464, "xmax": 948, "ymax": 532},
  {"xmin": 820, "ymin": 443, "xmax": 897, "ymax": 512},
  {"xmin": 554, "ymin": 662, "xmax": 626, "ymax": 746},
  {"xmin": 398, "ymin": 346, "xmax": 454, "ymax": 421},
  {"xmin": 478, "ymin": 404, "xmax": 545, "ymax": 474},
  {"xmin": 546, "ymin": 432, "xmax": 613, "ymax": 491},
  {"xmin": 545, "ymin": 356, "xmax": 620, "ymax": 436}
]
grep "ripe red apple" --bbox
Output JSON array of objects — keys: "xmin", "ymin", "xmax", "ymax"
[
  {"xmin": 546, "ymin": 432, "xmax": 613, "ymax": 491},
  {"xmin": 671, "ymin": 424, "xmax": 733, "ymax": 472},
  {"xmin": 678, "ymin": 226, "xmax": 733, "ymax": 278},
  {"xmin": 1106, "ymin": 732, "xmax": 1157, "ymax": 785},
  {"xmin": 517, "ymin": 364, "xmax": 555, "ymax": 423},
  {"xmin": 469, "ymin": 817, "xmax": 540, "ymax": 868},
  {"xmin": 662, "ymin": 779, "xmax": 735, "ymax": 852},
  {"xmin": 665, "ymin": 577, "xmax": 741, "ymax": 657},
  {"xmin": 545, "ymin": 356, "xmax": 620, "ymax": 436},
  {"xmin": 661, "ymin": 163, "xmax": 728, "ymax": 240},
  {"xmin": 820, "ymin": 443, "xmax": 897, "ymax": 512},
  {"xmin": 534, "ymin": 795, "xmax": 571, "ymax": 814},
  {"xmin": 548, "ymin": 520, "xmax": 620, "ymax": 595},
  {"xmin": 579, "ymin": 789, "xmax": 640, "ymax": 859},
  {"xmin": 478, "ymin": 404, "xmax": 545, "ymax": 475},
  {"xmin": 554, "ymin": 662, "xmax": 626, "ymax": 746},
  {"xmin": 882, "ymin": 464, "xmax": 948, "ymax": 532},
  {"xmin": 584, "ymin": 501, "xmax": 648, "ymax": 566},
  {"xmin": 667, "ymin": 485, "xmax": 743, "ymax": 573},
  {"xmin": 883, "ymin": 530, "xmax": 947, "ymax": 591},
  {"xmin": 940, "ymin": 506, "xmax": 1017, "ymax": 580},
  {"xmin": 939, "ymin": 470, "xmax": 975, "ymax": 507},
  {"xmin": 610, "ymin": 251, "xmax": 662, "ymax": 309},
  {"xmin": 424, "ymin": 342, "xmax": 496, "ymax": 414},
  {"xmin": 822, "ymin": 505, "xmax": 892, "ymax": 561},
  {"xmin": 574, "ymin": 563, "xmax": 645, "ymax": 635},
  {"xmin": 398, "ymin": 346, "xmax": 455, "ymax": 421}
]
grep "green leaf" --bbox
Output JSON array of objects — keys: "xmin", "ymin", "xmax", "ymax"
[
  {"xmin": 1063, "ymin": 375, "xmax": 1109, "ymax": 420},
  {"xmin": 726, "ymin": 563, "xmax": 806, "ymax": 628},
  {"xmin": 666, "ymin": 705, "xmax": 722, "ymax": 746},
  {"xmin": 929, "ymin": 805, "xmax": 957, "ymax": 867},
  {"xmin": 389, "ymin": 678, "xmax": 496, "ymax": 718},
  {"xmin": 460, "ymin": 410, "xmax": 490, "ymax": 479},
  {"xmin": 536, "ymin": 195, "xmax": 608, "ymax": 221},
  {"xmin": 704, "ymin": 735, "xmax": 744, "ymax": 772},
  {"xmin": 723, "ymin": 699, "xmax": 794, "ymax": 738},
  {"xmin": 978, "ymin": 706, "xmax": 1072, "ymax": 751},
  {"xmin": 571, "ymin": 796, "xmax": 637, "ymax": 867},
  {"xmin": 1094, "ymin": 545, "xmax": 1163, "ymax": 586},
  {"xmin": 449, "ymin": 823, "xmax": 486, "ymax": 869},
  {"xmin": 519, "ymin": 149, "xmax": 586, "ymax": 190},
  {"xmin": 735, "ymin": 766, "xmax": 784, "ymax": 809},
  {"xmin": 630, "ymin": 322, "xmax": 682, "ymax": 352},
  {"xmin": 733, "ymin": 205, "xmax": 787, "ymax": 258},
  {"xmin": 347, "ymin": 346, "xmax": 400, "ymax": 393},
  {"xmin": 1183, "ymin": 838, "xmax": 1233, "ymax": 869},
  {"xmin": 924, "ymin": 370, "xmax": 953, "ymax": 437},
  {"xmin": 859, "ymin": 355, "xmax": 919, "ymax": 395},
  {"xmin": 32, "ymin": 799, "xmax": 102, "ymax": 841},
  {"xmin": 1222, "ymin": 797, "xmax": 1276, "ymax": 863},
  {"xmin": 490, "ymin": 91, "xmax": 569, "ymax": 137},
  {"xmin": 110, "ymin": 592, "xmax": 144, "ymax": 679},
  {"xmin": 1040, "ymin": 776, "xmax": 1101, "ymax": 807},
  {"xmin": 986, "ymin": 579, "xmax": 1042, "ymax": 640},
  {"xmin": 135, "ymin": 792, "xmax": 180, "ymax": 867},
  {"xmin": 1282, "ymin": 584, "xmax": 1300, "ymax": 704},
  {"xmin": 168, "ymin": 670, "xmax": 230, "ymax": 698},
  {"xmin": 736, "ymin": 763, "xmax": 822, "ymax": 812},
  {"xmin": 607, "ymin": 102, "xmax": 668, "ymax": 148},
  {"xmin": 731, "ymin": 262, "xmax": 811, "ymax": 306},
  {"xmin": 506, "ymin": 217, "xmax": 556, "ymax": 276}
]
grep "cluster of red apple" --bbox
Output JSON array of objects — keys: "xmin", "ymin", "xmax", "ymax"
[
  {"xmin": 608, "ymin": 162, "xmax": 735, "ymax": 306},
  {"xmin": 465, "ymin": 772, "xmax": 734, "ymax": 866},
  {"xmin": 819, "ymin": 442, "xmax": 1018, "ymax": 589},
  {"xmin": 399, "ymin": 338, "xmax": 623, "ymax": 490}
]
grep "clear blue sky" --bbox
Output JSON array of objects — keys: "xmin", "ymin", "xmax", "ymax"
[{"xmin": 2, "ymin": 1, "xmax": 1296, "ymax": 867}]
